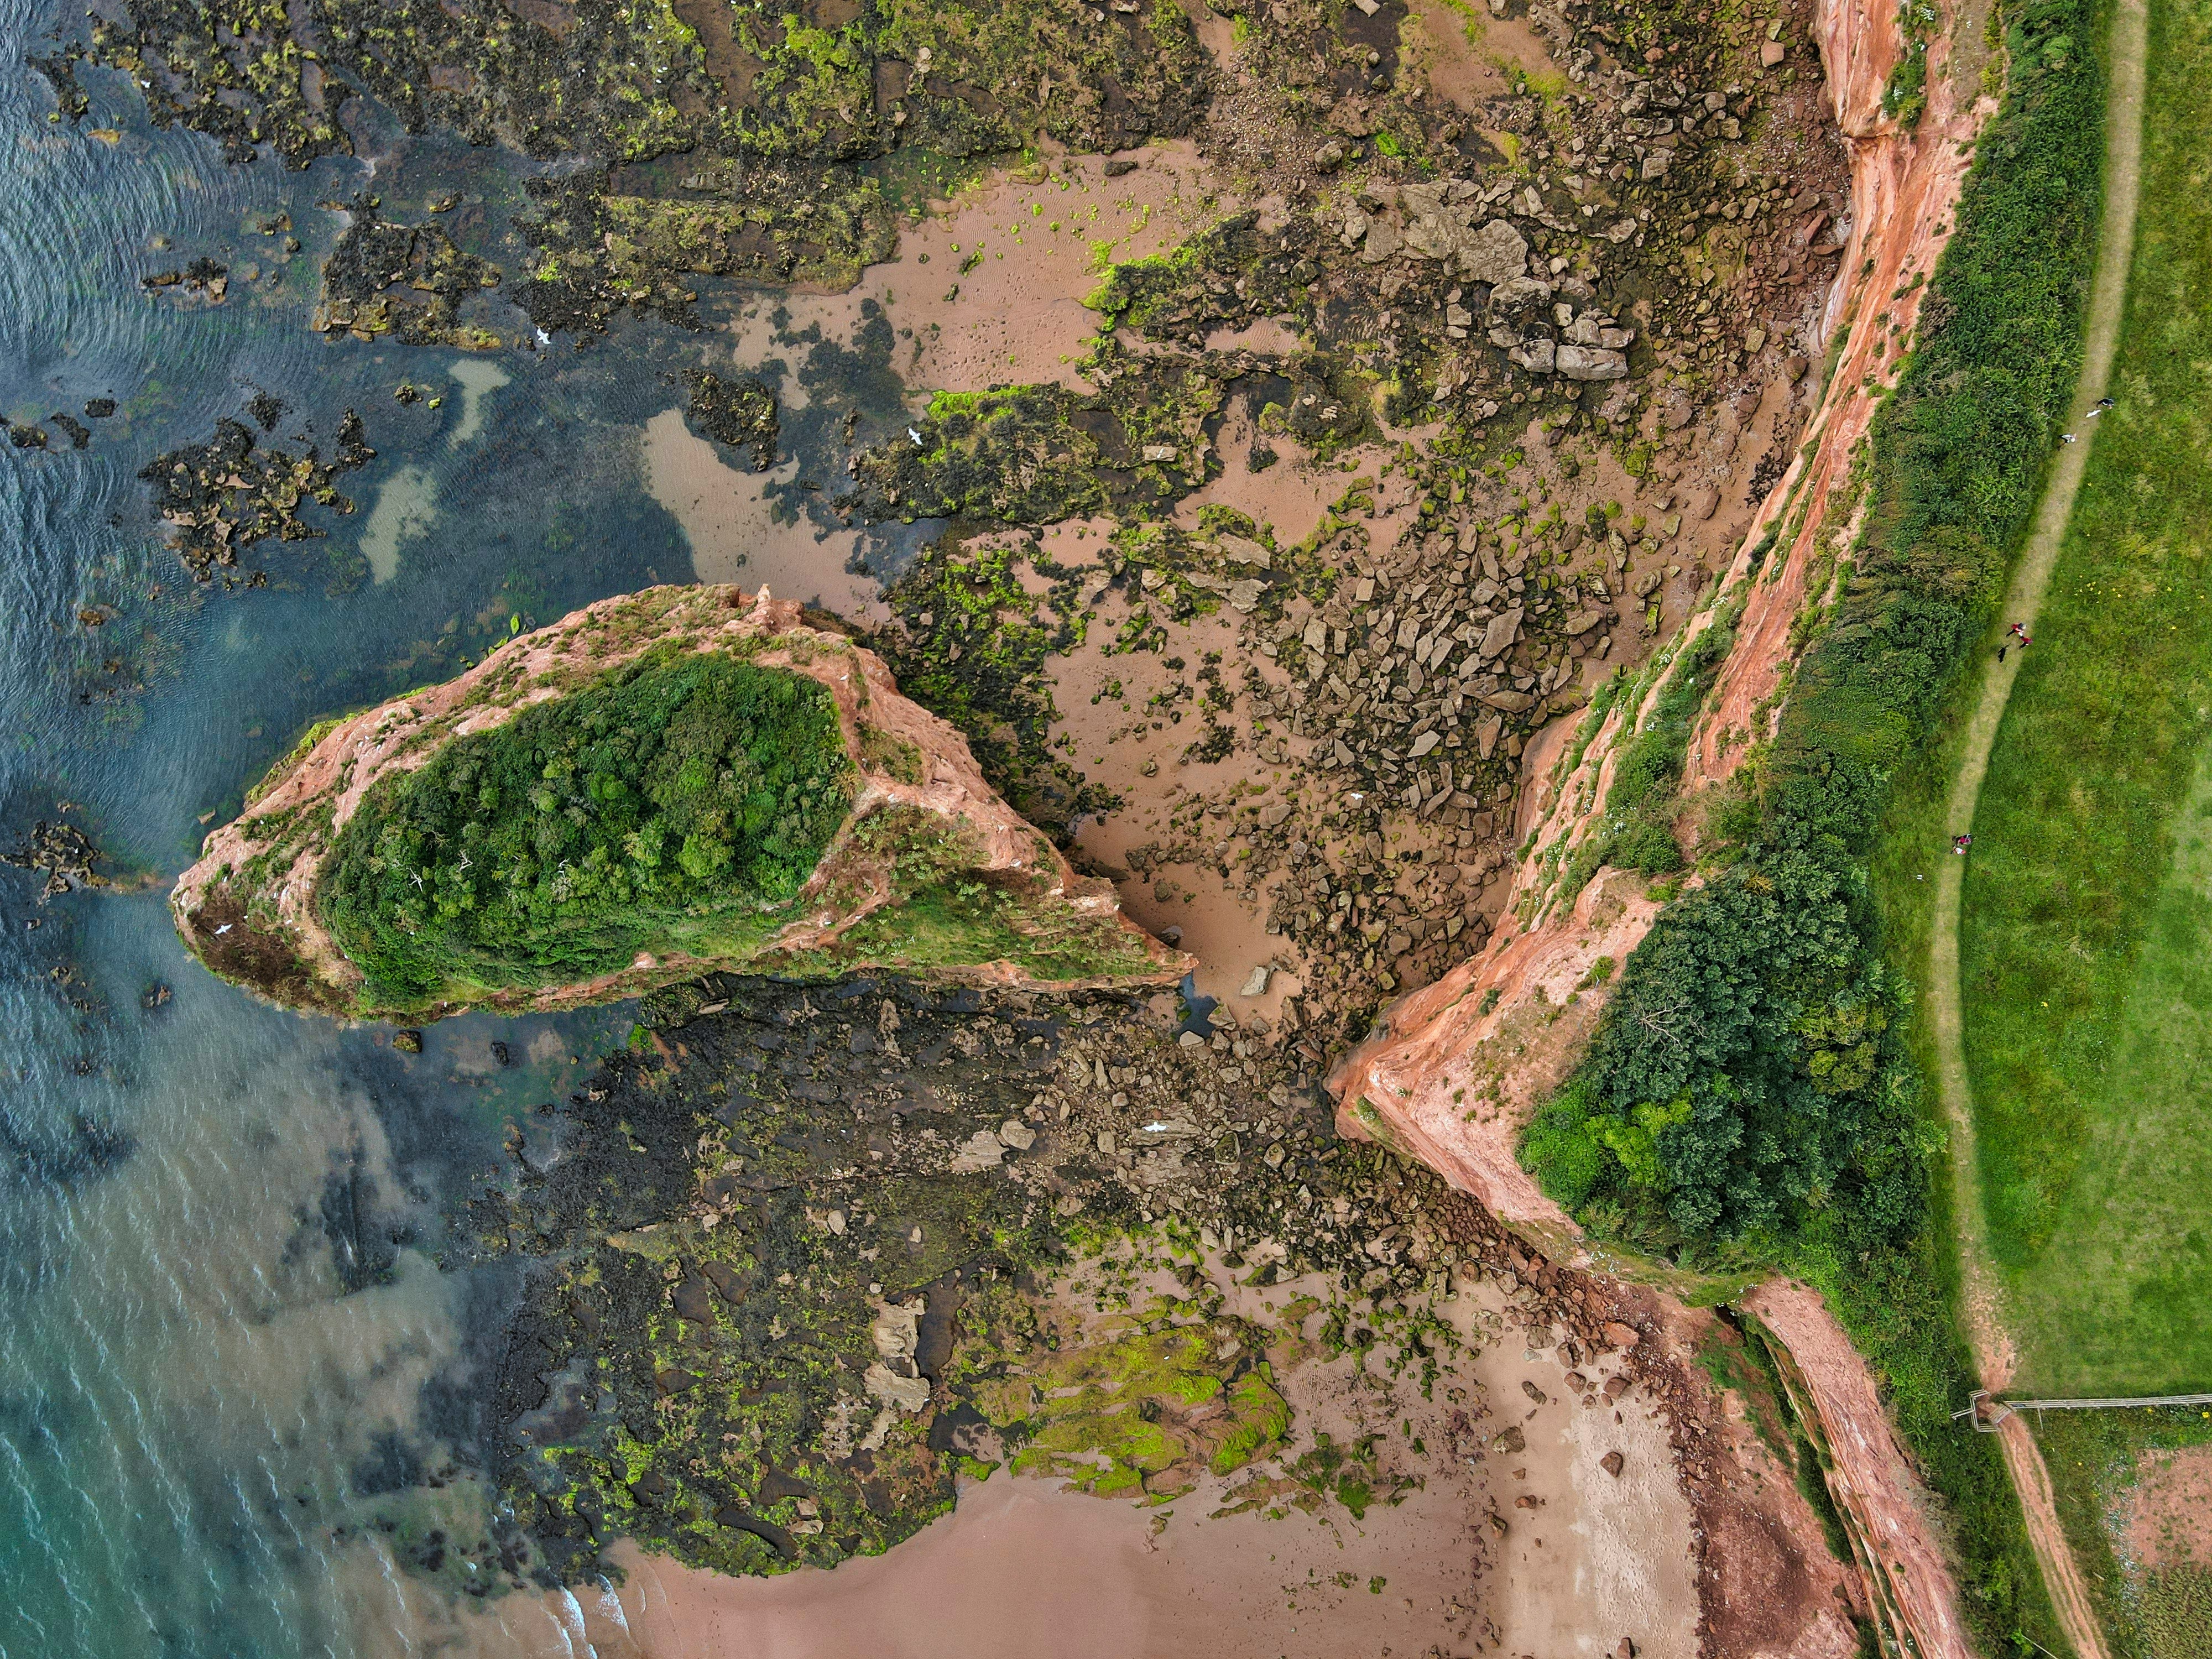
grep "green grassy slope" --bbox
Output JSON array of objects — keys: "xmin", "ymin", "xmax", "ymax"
[{"xmin": 1957, "ymin": 0, "xmax": 2212, "ymax": 1397}]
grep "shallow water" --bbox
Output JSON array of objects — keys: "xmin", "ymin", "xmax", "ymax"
[{"xmin": 0, "ymin": 0, "xmax": 941, "ymax": 1647}]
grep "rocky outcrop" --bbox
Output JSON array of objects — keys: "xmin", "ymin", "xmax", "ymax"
[
  {"xmin": 173, "ymin": 585, "xmax": 1184, "ymax": 1019},
  {"xmin": 1333, "ymin": 865, "xmax": 1667, "ymax": 1259},
  {"xmin": 1688, "ymin": 0, "xmax": 1997, "ymax": 790}
]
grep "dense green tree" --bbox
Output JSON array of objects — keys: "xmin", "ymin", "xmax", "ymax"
[{"xmin": 320, "ymin": 651, "xmax": 852, "ymax": 1003}]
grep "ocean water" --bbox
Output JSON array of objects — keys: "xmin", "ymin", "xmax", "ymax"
[{"xmin": 0, "ymin": 0, "xmax": 930, "ymax": 1648}]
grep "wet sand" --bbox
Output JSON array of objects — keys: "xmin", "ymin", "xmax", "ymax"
[
  {"xmin": 706, "ymin": 142, "xmax": 1232, "ymax": 407},
  {"xmin": 635, "ymin": 144, "xmax": 1233, "ymax": 620},
  {"xmin": 446, "ymin": 359, "xmax": 510, "ymax": 446},
  {"xmin": 1405, "ymin": 0, "xmax": 1563, "ymax": 113},
  {"xmin": 638, "ymin": 409, "xmax": 886, "ymax": 620},
  {"xmin": 1166, "ymin": 415, "xmax": 1346, "ymax": 552},
  {"xmin": 867, "ymin": 144, "xmax": 1235, "ymax": 395},
  {"xmin": 572, "ymin": 1470, "xmax": 1483, "ymax": 1659},
  {"xmin": 358, "ymin": 462, "xmax": 439, "ymax": 583}
]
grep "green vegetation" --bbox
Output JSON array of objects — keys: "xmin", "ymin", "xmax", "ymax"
[
  {"xmin": 195, "ymin": 588, "xmax": 1171, "ymax": 1016},
  {"xmin": 1558, "ymin": 609, "xmax": 1740, "ymax": 896},
  {"xmin": 1524, "ymin": 0, "xmax": 2107, "ymax": 1645},
  {"xmin": 320, "ymin": 650, "xmax": 852, "ymax": 1007},
  {"xmin": 1524, "ymin": 849, "xmax": 1919, "ymax": 1250},
  {"xmin": 2035, "ymin": 1407, "xmax": 2212, "ymax": 1659},
  {"xmin": 1955, "ymin": 0, "xmax": 2212, "ymax": 1396},
  {"xmin": 765, "ymin": 807, "xmax": 1163, "ymax": 984},
  {"xmin": 971, "ymin": 1319, "xmax": 1289, "ymax": 1498}
]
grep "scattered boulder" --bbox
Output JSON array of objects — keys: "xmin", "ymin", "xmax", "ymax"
[
  {"xmin": 1479, "ymin": 608, "xmax": 1525, "ymax": 660},
  {"xmin": 864, "ymin": 1363, "xmax": 931, "ymax": 1413},
  {"xmin": 1557, "ymin": 344, "xmax": 1630, "ymax": 381},
  {"xmin": 949, "ymin": 1129, "xmax": 1009, "ymax": 1172},
  {"xmin": 1509, "ymin": 337, "xmax": 1558, "ymax": 375}
]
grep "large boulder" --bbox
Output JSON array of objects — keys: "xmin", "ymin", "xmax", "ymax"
[
  {"xmin": 173, "ymin": 585, "xmax": 1183, "ymax": 1021},
  {"xmin": 1394, "ymin": 184, "xmax": 1532, "ymax": 287},
  {"xmin": 1557, "ymin": 344, "xmax": 1630, "ymax": 380}
]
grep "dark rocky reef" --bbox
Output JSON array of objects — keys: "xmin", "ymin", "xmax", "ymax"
[
  {"xmin": 140, "ymin": 408, "xmax": 376, "ymax": 585},
  {"xmin": 677, "ymin": 369, "xmax": 780, "ymax": 472},
  {"xmin": 451, "ymin": 970, "xmax": 1675, "ymax": 1586}
]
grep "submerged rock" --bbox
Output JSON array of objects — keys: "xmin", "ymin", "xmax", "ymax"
[
  {"xmin": 172, "ymin": 585, "xmax": 1183, "ymax": 1021},
  {"xmin": 677, "ymin": 369, "xmax": 779, "ymax": 471}
]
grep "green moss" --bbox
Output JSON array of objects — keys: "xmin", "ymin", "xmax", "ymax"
[
  {"xmin": 51, "ymin": 0, "xmax": 1213, "ymax": 335},
  {"xmin": 857, "ymin": 724, "xmax": 926, "ymax": 786},
  {"xmin": 764, "ymin": 806, "xmax": 1155, "ymax": 983},
  {"xmin": 975, "ymin": 1317, "xmax": 1288, "ymax": 1498},
  {"xmin": 1209, "ymin": 1366, "xmax": 1293, "ymax": 1476},
  {"xmin": 875, "ymin": 538, "xmax": 1108, "ymax": 841}
]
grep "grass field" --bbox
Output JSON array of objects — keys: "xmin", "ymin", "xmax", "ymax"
[
  {"xmin": 1958, "ymin": 0, "xmax": 2212, "ymax": 1397},
  {"xmin": 2036, "ymin": 1407, "xmax": 2212, "ymax": 1659}
]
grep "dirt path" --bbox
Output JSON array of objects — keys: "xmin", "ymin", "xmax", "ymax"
[{"xmin": 1925, "ymin": 0, "xmax": 2148, "ymax": 1652}]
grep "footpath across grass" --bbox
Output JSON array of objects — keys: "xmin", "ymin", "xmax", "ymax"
[{"xmin": 1958, "ymin": 0, "xmax": 2212, "ymax": 1399}]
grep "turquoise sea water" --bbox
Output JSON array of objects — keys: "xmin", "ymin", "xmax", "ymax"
[{"xmin": 0, "ymin": 2, "xmax": 929, "ymax": 1648}]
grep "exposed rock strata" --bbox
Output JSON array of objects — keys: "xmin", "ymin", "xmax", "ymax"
[{"xmin": 1326, "ymin": 0, "xmax": 1992, "ymax": 1651}]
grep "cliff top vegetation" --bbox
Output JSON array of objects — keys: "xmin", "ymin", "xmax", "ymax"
[{"xmin": 319, "ymin": 650, "xmax": 852, "ymax": 1008}]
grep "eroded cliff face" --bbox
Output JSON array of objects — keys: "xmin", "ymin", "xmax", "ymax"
[
  {"xmin": 1330, "ymin": 0, "xmax": 1990, "ymax": 1222},
  {"xmin": 172, "ymin": 585, "xmax": 1183, "ymax": 1019},
  {"xmin": 1325, "ymin": 2, "xmax": 1996, "ymax": 1654}
]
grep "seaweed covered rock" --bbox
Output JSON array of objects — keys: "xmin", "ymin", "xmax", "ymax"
[
  {"xmin": 143, "ymin": 408, "xmax": 377, "ymax": 583},
  {"xmin": 172, "ymin": 585, "xmax": 1182, "ymax": 1019},
  {"xmin": 310, "ymin": 200, "xmax": 504, "ymax": 347},
  {"xmin": 677, "ymin": 369, "xmax": 779, "ymax": 471}
]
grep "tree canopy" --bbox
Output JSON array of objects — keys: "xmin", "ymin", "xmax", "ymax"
[{"xmin": 319, "ymin": 651, "xmax": 852, "ymax": 1004}]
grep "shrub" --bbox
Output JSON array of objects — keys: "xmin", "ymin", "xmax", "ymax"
[
  {"xmin": 319, "ymin": 650, "xmax": 852, "ymax": 1005},
  {"xmin": 1530, "ymin": 852, "xmax": 1918, "ymax": 1250}
]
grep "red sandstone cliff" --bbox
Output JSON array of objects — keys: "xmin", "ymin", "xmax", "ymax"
[{"xmin": 1326, "ymin": 2, "xmax": 1997, "ymax": 1653}]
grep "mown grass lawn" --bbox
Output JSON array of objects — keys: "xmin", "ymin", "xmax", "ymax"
[{"xmin": 1959, "ymin": 0, "xmax": 2212, "ymax": 1398}]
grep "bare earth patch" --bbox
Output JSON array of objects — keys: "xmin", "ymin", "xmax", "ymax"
[{"xmin": 2127, "ymin": 1444, "xmax": 2212, "ymax": 1571}]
